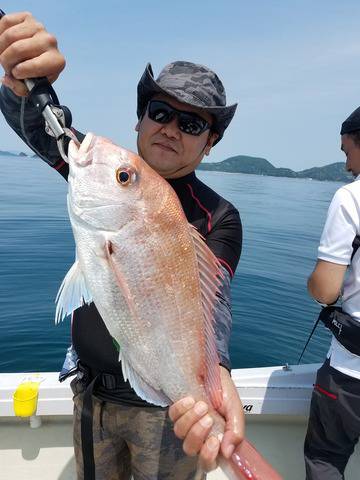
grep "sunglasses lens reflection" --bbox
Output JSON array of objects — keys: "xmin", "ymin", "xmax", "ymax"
[
  {"xmin": 149, "ymin": 102, "xmax": 174, "ymax": 124},
  {"xmin": 148, "ymin": 101, "xmax": 209, "ymax": 136}
]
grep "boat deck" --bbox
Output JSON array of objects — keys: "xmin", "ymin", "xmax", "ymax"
[
  {"xmin": 1, "ymin": 364, "xmax": 359, "ymax": 479},
  {"xmin": 2, "ymin": 414, "xmax": 358, "ymax": 480}
]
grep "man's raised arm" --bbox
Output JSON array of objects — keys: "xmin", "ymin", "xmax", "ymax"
[{"xmin": 0, "ymin": 11, "xmax": 78, "ymax": 172}]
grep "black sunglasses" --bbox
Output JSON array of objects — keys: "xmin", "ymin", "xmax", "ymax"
[{"xmin": 147, "ymin": 100, "xmax": 210, "ymax": 136}]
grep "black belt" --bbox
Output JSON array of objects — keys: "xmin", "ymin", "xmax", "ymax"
[{"xmin": 319, "ymin": 306, "xmax": 360, "ymax": 356}]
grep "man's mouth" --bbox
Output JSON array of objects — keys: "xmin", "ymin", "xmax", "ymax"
[{"xmin": 153, "ymin": 142, "xmax": 177, "ymax": 153}]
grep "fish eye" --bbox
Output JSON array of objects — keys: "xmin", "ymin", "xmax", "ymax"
[{"xmin": 116, "ymin": 168, "xmax": 134, "ymax": 186}]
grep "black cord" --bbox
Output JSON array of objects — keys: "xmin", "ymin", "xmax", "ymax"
[{"xmin": 297, "ymin": 310, "xmax": 322, "ymax": 365}]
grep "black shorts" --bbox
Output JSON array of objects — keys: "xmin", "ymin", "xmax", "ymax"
[{"xmin": 304, "ymin": 359, "xmax": 360, "ymax": 479}]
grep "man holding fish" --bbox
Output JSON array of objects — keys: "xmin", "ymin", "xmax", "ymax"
[{"xmin": 0, "ymin": 11, "xmax": 245, "ymax": 480}]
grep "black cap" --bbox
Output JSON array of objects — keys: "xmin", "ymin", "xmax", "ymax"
[
  {"xmin": 341, "ymin": 106, "xmax": 360, "ymax": 135},
  {"xmin": 137, "ymin": 61, "xmax": 237, "ymax": 145}
]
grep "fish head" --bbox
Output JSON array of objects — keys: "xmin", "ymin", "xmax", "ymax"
[{"xmin": 67, "ymin": 133, "xmax": 170, "ymax": 230}]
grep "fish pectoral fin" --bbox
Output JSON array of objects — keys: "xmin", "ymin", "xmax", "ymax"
[
  {"xmin": 55, "ymin": 260, "xmax": 93, "ymax": 324},
  {"xmin": 120, "ymin": 351, "xmax": 171, "ymax": 407}
]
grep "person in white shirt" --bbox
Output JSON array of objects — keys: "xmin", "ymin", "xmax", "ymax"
[{"xmin": 304, "ymin": 107, "xmax": 360, "ymax": 479}]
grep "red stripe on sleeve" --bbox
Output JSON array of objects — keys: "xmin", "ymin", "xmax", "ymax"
[
  {"xmin": 186, "ymin": 183, "xmax": 212, "ymax": 232},
  {"xmin": 54, "ymin": 160, "xmax": 66, "ymax": 171}
]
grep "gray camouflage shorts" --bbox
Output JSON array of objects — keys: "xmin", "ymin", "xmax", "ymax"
[{"xmin": 71, "ymin": 378, "xmax": 205, "ymax": 480}]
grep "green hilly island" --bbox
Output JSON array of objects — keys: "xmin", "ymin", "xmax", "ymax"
[
  {"xmin": 197, "ymin": 155, "xmax": 352, "ymax": 182},
  {"xmin": 0, "ymin": 150, "xmax": 353, "ymax": 182},
  {"xmin": 0, "ymin": 150, "xmax": 27, "ymax": 157}
]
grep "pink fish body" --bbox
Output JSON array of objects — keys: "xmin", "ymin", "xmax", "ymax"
[{"xmin": 56, "ymin": 133, "xmax": 283, "ymax": 480}]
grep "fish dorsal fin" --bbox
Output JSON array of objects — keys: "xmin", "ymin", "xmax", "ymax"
[
  {"xmin": 119, "ymin": 351, "xmax": 171, "ymax": 407},
  {"xmin": 189, "ymin": 225, "xmax": 224, "ymax": 410},
  {"xmin": 55, "ymin": 260, "xmax": 93, "ymax": 324}
]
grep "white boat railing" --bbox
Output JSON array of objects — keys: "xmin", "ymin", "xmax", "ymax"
[{"xmin": 0, "ymin": 363, "xmax": 320, "ymax": 420}]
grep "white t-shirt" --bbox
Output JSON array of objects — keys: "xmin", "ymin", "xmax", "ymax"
[{"xmin": 318, "ymin": 176, "xmax": 360, "ymax": 379}]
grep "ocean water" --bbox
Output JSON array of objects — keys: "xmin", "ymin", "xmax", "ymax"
[{"xmin": 0, "ymin": 155, "xmax": 343, "ymax": 373}]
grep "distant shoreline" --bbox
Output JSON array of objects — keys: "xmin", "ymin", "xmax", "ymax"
[
  {"xmin": 197, "ymin": 155, "xmax": 351, "ymax": 183},
  {"xmin": 197, "ymin": 170, "xmax": 348, "ymax": 184},
  {"xmin": 1, "ymin": 150, "xmax": 351, "ymax": 183},
  {"xmin": 0, "ymin": 150, "xmax": 28, "ymax": 157}
]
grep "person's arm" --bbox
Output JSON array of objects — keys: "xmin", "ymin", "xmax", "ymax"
[
  {"xmin": 308, "ymin": 187, "xmax": 358, "ymax": 304},
  {"xmin": 308, "ymin": 260, "xmax": 347, "ymax": 305},
  {"xmin": 0, "ymin": 12, "xmax": 83, "ymax": 179}
]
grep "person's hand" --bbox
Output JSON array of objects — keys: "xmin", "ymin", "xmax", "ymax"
[
  {"xmin": 169, "ymin": 366, "xmax": 245, "ymax": 472},
  {"xmin": 0, "ymin": 11, "xmax": 65, "ymax": 96}
]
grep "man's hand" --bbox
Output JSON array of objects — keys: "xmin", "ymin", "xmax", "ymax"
[
  {"xmin": 169, "ymin": 366, "xmax": 245, "ymax": 472},
  {"xmin": 0, "ymin": 11, "xmax": 65, "ymax": 96}
]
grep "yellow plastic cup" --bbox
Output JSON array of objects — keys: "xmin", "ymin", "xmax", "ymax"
[{"xmin": 13, "ymin": 381, "xmax": 40, "ymax": 417}]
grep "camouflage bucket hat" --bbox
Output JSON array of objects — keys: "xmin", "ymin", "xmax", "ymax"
[{"xmin": 137, "ymin": 61, "xmax": 237, "ymax": 145}]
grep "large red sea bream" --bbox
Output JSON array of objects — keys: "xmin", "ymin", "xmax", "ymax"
[{"xmin": 56, "ymin": 133, "xmax": 282, "ymax": 480}]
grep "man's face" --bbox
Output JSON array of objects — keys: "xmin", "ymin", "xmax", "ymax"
[
  {"xmin": 136, "ymin": 93, "xmax": 218, "ymax": 178},
  {"xmin": 341, "ymin": 134, "xmax": 360, "ymax": 177}
]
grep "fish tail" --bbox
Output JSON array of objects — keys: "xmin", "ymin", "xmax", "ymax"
[{"xmin": 218, "ymin": 439, "xmax": 283, "ymax": 480}]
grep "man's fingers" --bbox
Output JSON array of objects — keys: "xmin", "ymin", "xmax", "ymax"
[
  {"xmin": 1, "ymin": 30, "xmax": 61, "ymax": 78},
  {"xmin": 218, "ymin": 401, "xmax": 245, "ymax": 458},
  {"xmin": 181, "ymin": 414, "xmax": 214, "ymax": 456},
  {"xmin": 172, "ymin": 401, "xmax": 209, "ymax": 439},
  {"xmin": 219, "ymin": 405, "xmax": 245, "ymax": 442},
  {"xmin": 221, "ymin": 430, "xmax": 244, "ymax": 459},
  {"xmin": 169, "ymin": 397, "xmax": 195, "ymax": 422},
  {"xmin": 1, "ymin": 34, "xmax": 47, "ymax": 74},
  {"xmin": 0, "ymin": 18, "xmax": 44, "ymax": 56},
  {"xmin": 11, "ymin": 48, "xmax": 65, "ymax": 81},
  {"xmin": 0, "ymin": 12, "xmax": 33, "ymax": 36},
  {"xmin": 216, "ymin": 366, "xmax": 246, "ymax": 459},
  {"xmin": 0, "ymin": 12, "xmax": 64, "ymax": 86},
  {"xmin": 198, "ymin": 435, "xmax": 220, "ymax": 472}
]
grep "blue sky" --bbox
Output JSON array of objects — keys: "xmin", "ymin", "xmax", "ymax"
[{"xmin": 1, "ymin": 0, "xmax": 360, "ymax": 170}]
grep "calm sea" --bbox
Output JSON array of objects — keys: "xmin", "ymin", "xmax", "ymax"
[{"xmin": 0, "ymin": 155, "xmax": 343, "ymax": 373}]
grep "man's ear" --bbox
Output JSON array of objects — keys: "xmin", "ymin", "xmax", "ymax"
[{"xmin": 205, "ymin": 132, "xmax": 219, "ymax": 156}]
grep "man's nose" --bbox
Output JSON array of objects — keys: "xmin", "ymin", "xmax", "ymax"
[{"xmin": 160, "ymin": 117, "xmax": 181, "ymax": 140}]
